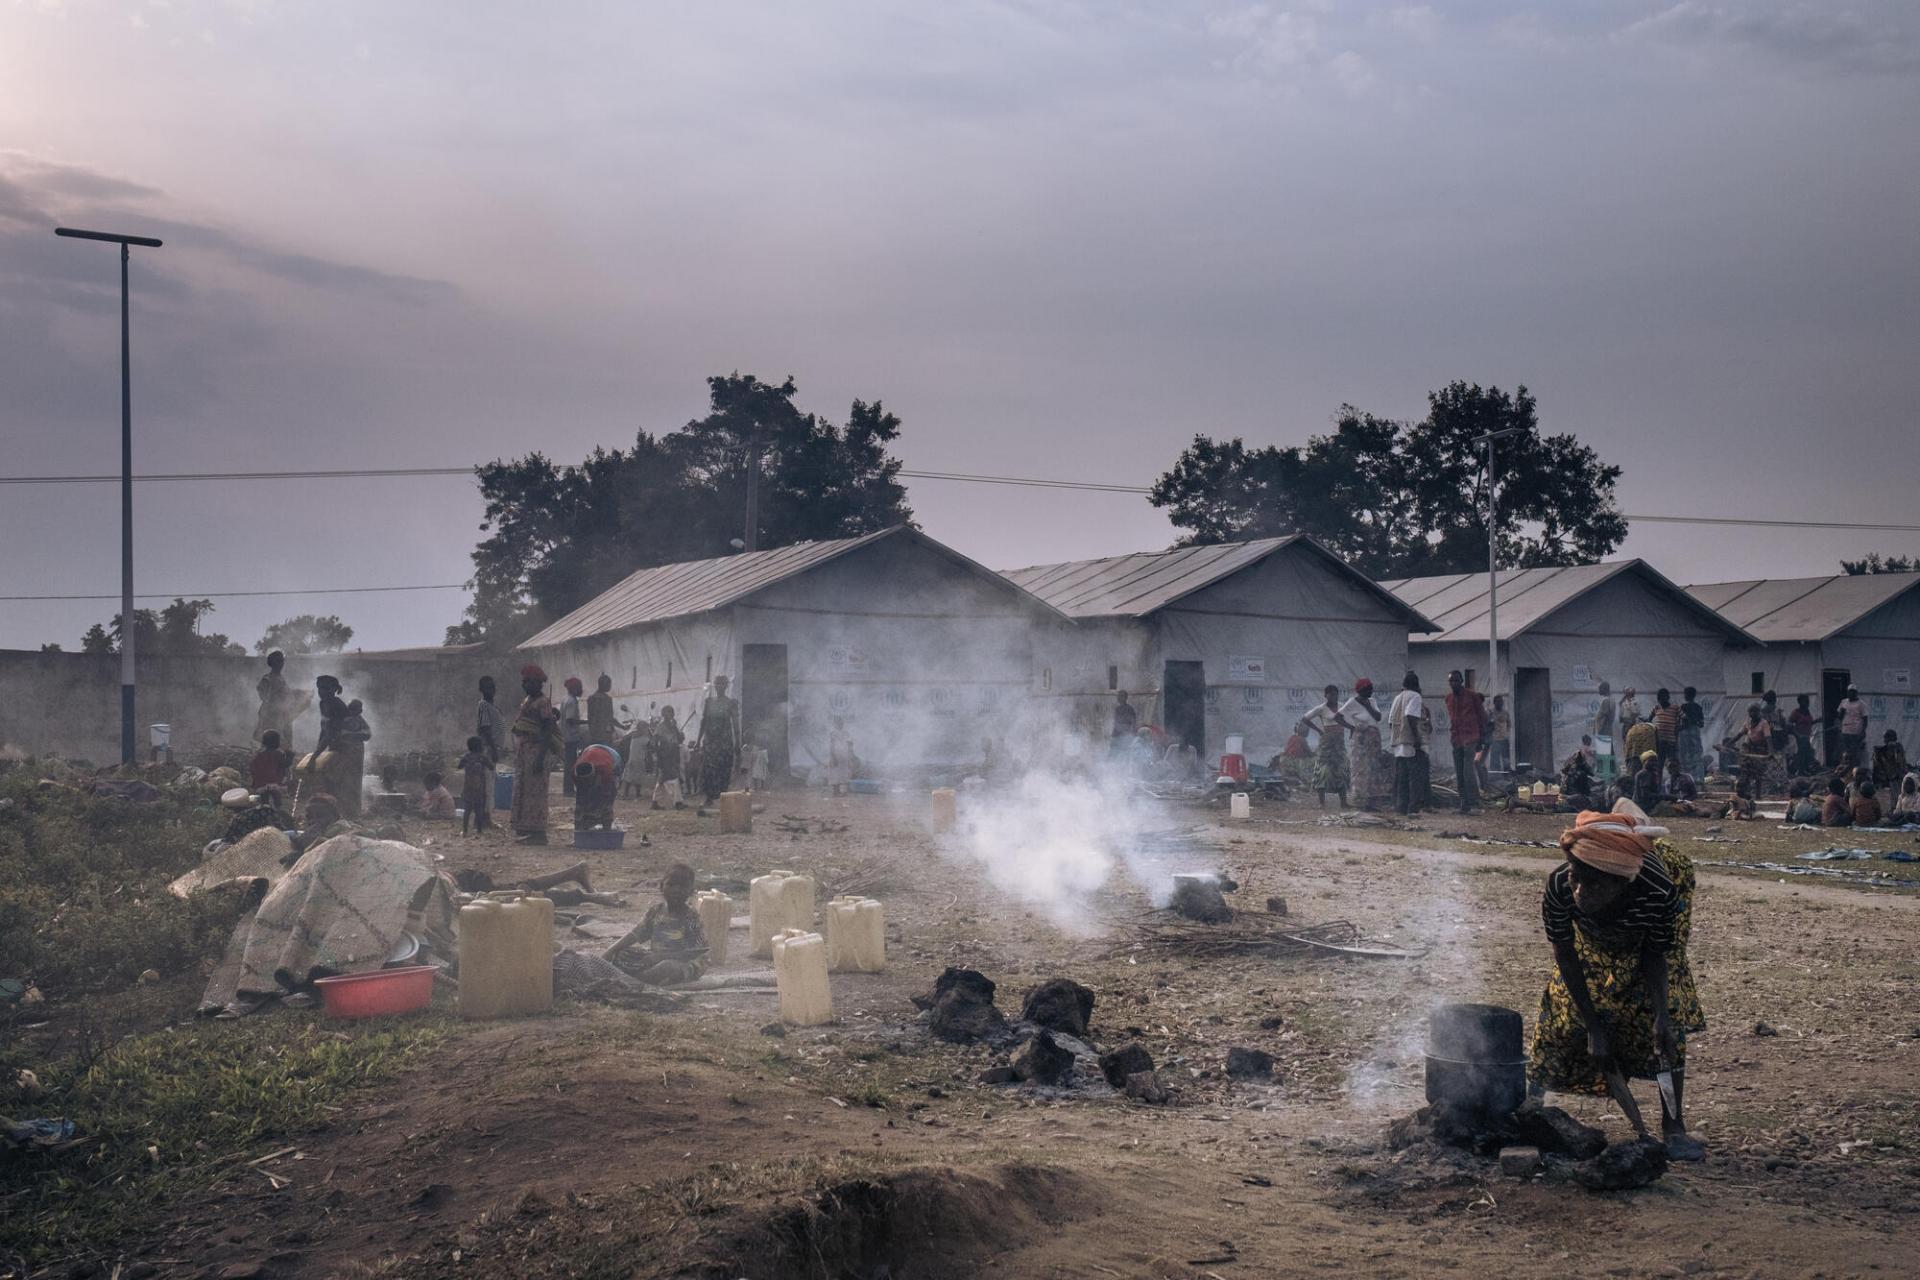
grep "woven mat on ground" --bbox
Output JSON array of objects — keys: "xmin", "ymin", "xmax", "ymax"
[
  {"xmin": 169, "ymin": 827, "xmax": 296, "ymax": 899},
  {"xmin": 552, "ymin": 949, "xmax": 685, "ymax": 1011},
  {"xmin": 199, "ymin": 834, "xmax": 455, "ymax": 1014}
]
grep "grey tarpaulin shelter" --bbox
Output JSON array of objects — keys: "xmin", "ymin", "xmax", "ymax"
[
  {"xmin": 516, "ymin": 527, "xmax": 1065, "ymax": 776},
  {"xmin": 1686, "ymin": 572, "xmax": 1920, "ymax": 766},
  {"xmin": 1002, "ymin": 536, "xmax": 1437, "ymax": 762},
  {"xmin": 1380, "ymin": 561, "xmax": 1758, "ymax": 773}
]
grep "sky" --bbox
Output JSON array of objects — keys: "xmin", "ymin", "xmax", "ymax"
[{"xmin": 3, "ymin": 0, "xmax": 1917, "ymax": 653}]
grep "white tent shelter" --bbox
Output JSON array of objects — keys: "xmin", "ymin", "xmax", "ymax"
[
  {"xmin": 517, "ymin": 528, "xmax": 1064, "ymax": 777},
  {"xmin": 1381, "ymin": 561, "xmax": 1758, "ymax": 772},
  {"xmin": 1003, "ymin": 536, "xmax": 1436, "ymax": 762},
  {"xmin": 1686, "ymin": 573, "xmax": 1920, "ymax": 766}
]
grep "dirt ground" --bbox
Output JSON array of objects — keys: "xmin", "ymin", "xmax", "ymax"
[{"xmin": 131, "ymin": 783, "xmax": 1920, "ymax": 1278}]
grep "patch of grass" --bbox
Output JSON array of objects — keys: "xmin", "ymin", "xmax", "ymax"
[
  {"xmin": 0, "ymin": 763, "xmax": 238, "ymax": 997},
  {"xmin": 0, "ymin": 1012, "xmax": 451, "ymax": 1269}
]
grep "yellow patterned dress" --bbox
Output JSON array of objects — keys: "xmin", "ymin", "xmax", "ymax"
[{"xmin": 1528, "ymin": 840, "xmax": 1706, "ymax": 1094}]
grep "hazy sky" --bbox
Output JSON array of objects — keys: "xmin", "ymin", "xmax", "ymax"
[{"xmin": 4, "ymin": 1, "xmax": 1917, "ymax": 652}]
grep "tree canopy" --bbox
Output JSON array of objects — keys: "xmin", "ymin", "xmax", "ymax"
[
  {"xmin": 1148, "ymin": 381, "xmax": 1626, "ymax": 579},
  {"xmin": 1841, "ymin": 553, "xmax": 1916, "ymax": 575},
  {"xmin": 256, "ymin": 614, "xmax": 354, "ymax": 655},
  {"xmin": 80, "ymin": 598, "xmax": 245, "ymax": 657},
  {"xmin": 448, "ymin": 373, "xmax": 913, "ymax": 644}
]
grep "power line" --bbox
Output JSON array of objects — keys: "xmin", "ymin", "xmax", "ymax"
[
  {"xmin": 4, "ymin": 463, "xmax": 1918, "ymax": 533},
  {"xmin": 0, "ymin": 466, "xmax": 473, "ymax": 485},
  {"xmin": 0, "ymin": 584, "xmax": 467, "ymax": 602}
]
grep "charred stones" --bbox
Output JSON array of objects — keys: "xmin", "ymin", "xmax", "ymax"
[
  {"xmin": 1571, "ymin": 1137, "xmax": 1670, "ymax": 1190},
  {"xmin": 1099, "ymin": 1042, "xmax": 1156, "ymax": 1088},
  {"xmin": 1169, "ymin": 876, "xmax": 1232, "ymax": 923},
  {"xmin": 914, "ymin": 968, "xmax": 1008, "ymax": 1045},
  {"xmin": 1011, "ymin": 1030, "xmax": 1076, "ymax": 1086},
  {"xmin": 1224, "ymin": 1047, "xmax": 1274, "ymax": 1081},
  {"xmin": 1021, "ymin": 978, "xmax": 1095, "ymax": 1039}
]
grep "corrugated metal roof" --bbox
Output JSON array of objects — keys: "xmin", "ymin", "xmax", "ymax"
[
  {"xmin": 1380, "ymin": 560, "xmax": 1759, "ymax": 646},
  {"xmin": 1002, "ymin": 536, "xmax": 1438, "ymax": 628},
  {"xmin": 1684, "ymin": 572, "xmax": 1920, "ymax": 643},
  {"xmin": 518, "ymin": 527, "xmax": 1062, "ymax": 649}
]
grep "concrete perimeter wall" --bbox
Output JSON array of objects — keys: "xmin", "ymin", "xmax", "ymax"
[{"xmin": 0, "ymin": 646, "xmax": 511, "ymax": 764}]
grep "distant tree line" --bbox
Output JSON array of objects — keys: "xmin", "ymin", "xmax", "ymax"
[
  {"xmin": 1841, "ymin": 553, "xmax": 1915, "ymax": 575},
  {"xmin": 66, "ymin": 602, "xmax": 352, "ymax": 658},
  {"xmin": 1148, "ymin": 381, "xmax": 1628, "ymax": 580},
  {"xmin": 446, "ymin": 373, "xmax": 913, "ymax": 645}
]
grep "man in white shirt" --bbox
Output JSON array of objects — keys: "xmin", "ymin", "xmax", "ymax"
[{"xmin": 1387, "ymin": 671, "xmax": 1429, "ymax": 816}]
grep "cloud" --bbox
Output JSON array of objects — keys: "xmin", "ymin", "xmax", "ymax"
[
  {"xmin": 0, "ymin": 155, "xmax": 456, "ymax": 306},
  {"xmin": 134, "ymin": 217, "xmax": 458, "ymax": 305},
  {"xmin": 1209, "ymin": 5, "xmax": 1323, "ymax": 72},
  {"xmin": 1625, "ymin": 2, "xmax": 1920, "ymax": 75}
]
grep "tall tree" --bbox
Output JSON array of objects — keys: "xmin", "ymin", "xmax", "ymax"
[
  {"xmin": 448, "ymin": 374, "xmax": 913, "ymax": 644},
  {"xmin": 1841, "ymin": 553, "xmax": 1916, "ymax": 575},
  {"xmin": 1149, "ymin": 382, "xmax": 1626, "ymax": 579},
  {"xmin": 256, "ymin": 614, "xmax": 355, "ymax": 655},
  {"xmin": 80, "ymin": 598, "xmax": 245, "ymax": 657}
]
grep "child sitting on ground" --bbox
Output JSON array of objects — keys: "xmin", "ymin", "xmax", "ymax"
[
  {"xmin": 1852, "ymin": 781, "xmax": 1884, "ymax": 828},
  {"xmin": 1560, "ymin": 746, "xmax": 1595, "ymax": 806},
  {"xmin": 1894, "ymin": 772, "xmax": 1920, "ymax": 823},
  {"xmin": 418, "ymin": 770, "xmax": 457, "ymax": 820},
  {"xmin": 457, "ymin": 736, "xmax": 492, "ymax": 835},
  {"xmin": 1786, "ymin": 778, "xmax": 1822, "ymax": 825},
  {"xmin": 607, "ymin": 862, "xmax": 708, "ymax": 986},
  {"xmin": 1821, "ymin": 777, "xmax": 1853, "ymax": 827},
  {"xmin": 1632, "ymin": 750, "xmax": 1664, "ymax": 811}
]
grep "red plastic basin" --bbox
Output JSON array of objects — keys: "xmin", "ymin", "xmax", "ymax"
[{"xmin": 313, "ymin": 965, "xmax": 436, "ymax": 1019}]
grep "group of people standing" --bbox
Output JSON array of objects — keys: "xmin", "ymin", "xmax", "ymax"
[
  {"xmin": 251, "ymin": 650, "xmax": 370, "ymax": 820},
  {"xmin": 486, "ymin": 666, "xmax": 744, "ymax": 845},
  {"xmin": 1274, "ymin": 671, "xmax": 1483, "ymax": 817}
]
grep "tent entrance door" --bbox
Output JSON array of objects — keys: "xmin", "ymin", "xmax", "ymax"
[
  {"xmin": 741, "ymin": 644, "xmax": 790, "ymax": 782},
  {"xmin": 1821, "ymin": 668, "xmax": 1851, "ymax": 767},
  {"xmin": 1513, "ymin": 668, "xmax": 1553, "ymax": 769},
  {"xmin": 1163, "ymin": 661, "xmax": 1206, "ymax": 755}
]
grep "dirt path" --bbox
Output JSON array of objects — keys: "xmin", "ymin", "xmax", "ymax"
[{"xmin": 153, "ymin": 786, "xmax": 1919, "ymax": 1279}]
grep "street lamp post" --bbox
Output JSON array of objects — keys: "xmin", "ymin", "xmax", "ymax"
[
  {"xmin": 56, "ymin": 226, "xmax": 164, "ymax": 765},
  {"xmin": 1471, "ymin": 427, "xmax": 1522, "ymax": 709}
]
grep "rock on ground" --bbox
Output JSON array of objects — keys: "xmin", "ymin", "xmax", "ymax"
[
  {"xmin": 1169, "ymin": 877, "xmax": 1232, "ymax": 923},
  {"xmin": 1021, "ymin": 978, "xmax": 1096, "ymax": 1038},
  {"xmin": 1012, "ymin": 1030, "xmax": 1076, "ymax": 1086},
  {"xmin": 1225, "ymin": 1047, "xmax": 1274, "ymax": 1081},
  {"xmin": 1514, "ymin": 1100, "xmax": 1607, "ymax": 1160},
  {"xmin": 914, "ymin": 967, "xmax": 1008, "ymax": 1044},
  {"xmin": 1571, "ymin": 1138, "xmax": 1670, "ymax": 1190},
  {"xmin": 1100, "ymin": 1043, "xmax": 1156, "ymax": 1089}
]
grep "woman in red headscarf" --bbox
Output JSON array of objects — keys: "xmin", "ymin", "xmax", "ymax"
[
  {"xmin": 1339, "ymin": 679, "xmax": 1387, "ymax": 811},
  {"xmin": 1529, "ymin": 807, "xmax": 1707, "ymax": 1160},
  {"xmin": 510, "ymin": 665, "xmax": 564, "ymax": 845}
]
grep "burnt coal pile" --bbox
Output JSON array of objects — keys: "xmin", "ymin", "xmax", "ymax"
[
  {"xmin": 1386, "ymin": 1003, "xmax": 1667, "ymax": 1192},
  {"xmin": 914, "ymin": 968, "xmax": 1010, "ymax": 1045},
  {"xmin": 1021, "ymin": 978, "xmax": 1094, "ymax": 1038},
  {"xmin": 914, "ymin": 971, "xmax": 1173, "ymax": 1102},
  {"xmin": 1168, "ymin": 871, "xmax": 1235, "ymax": 922}
]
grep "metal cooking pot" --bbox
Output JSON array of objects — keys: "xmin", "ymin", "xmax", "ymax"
[{"xmin": 1423, "ymin": 1053, "xmax": 1528, "ymax": 1116}]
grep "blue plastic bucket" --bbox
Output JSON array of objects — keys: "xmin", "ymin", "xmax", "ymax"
[{"xmin": 494, "ymin": 770, "xmax": 514, "ymax": 811}]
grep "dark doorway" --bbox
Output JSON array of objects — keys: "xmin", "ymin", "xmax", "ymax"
[
  {"xmin": 1821, "ymin": 668, "xmax": 1851, "ymax": 766},
  {"xmin": 1514, "ymin": 667, "xmax": 1554, "ymax": 769},
  {"xmin": 741, "ymin": 644, "xmax": 791, "ymax": 782},
  {"xmin": 1163, "ymin": 660, "xmax": 1207, "ymax": 755}
]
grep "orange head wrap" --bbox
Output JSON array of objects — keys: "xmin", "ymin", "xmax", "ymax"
[{"xmin": 1558, "ymin": 810, "xmax": 1665, "ymax": 880}]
